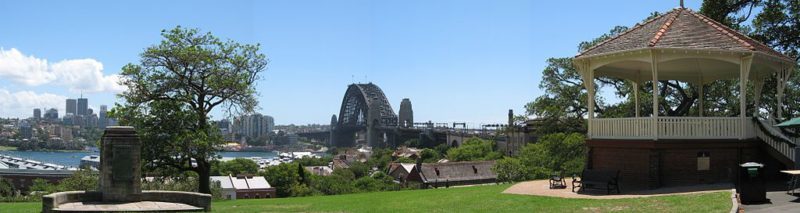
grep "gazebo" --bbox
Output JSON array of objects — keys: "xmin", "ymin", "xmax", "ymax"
[{"xmin": 574, "ymin": 6, "xmax": 796, "ymax": 189}]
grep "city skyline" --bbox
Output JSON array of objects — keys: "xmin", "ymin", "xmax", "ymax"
[{"xmin": 0, "ymin": 0, "xmax": 704, "ymax": 124}]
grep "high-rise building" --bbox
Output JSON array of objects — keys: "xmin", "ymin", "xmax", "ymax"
[
  {"xmin": 19, "ymin": 121, "xmax": 33, "ymax": 139},
  {"xmin": 232, "ymin": 113, "xmax": 274, "ymax": 145},
  {"xmin": 33, "ymin": 108, "xmax": 42, "ymax": 120},
  {"xmin": 87, "ymin": 113, "xmax": 98, "ymax": 128},
  {"xmin": 99, "ymin": 105, "xmax": 108, "ymax": 129},
  {"xmin": 44, "ymin": 108, "xmax": 59, "ymax": 121},
  {"xmin": 63, "ymin": 114, "xmax": 75, "ymax": 126},
  {"xmin": 77, "ymin": 98, "xmax": 88, "ymax": 116},
  {"xmin": 66, "ymin": 99, "xmax": 77, "ymax": 115}
]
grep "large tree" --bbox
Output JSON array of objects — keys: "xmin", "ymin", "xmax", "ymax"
[{"xmin": 114, "ymin": 26, "xmax": 267, "ymax": 193}]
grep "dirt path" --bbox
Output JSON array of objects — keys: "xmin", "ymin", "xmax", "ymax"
[{"xmin": 502, "ymin": 180, "xmax": 732, "ymax": 199}]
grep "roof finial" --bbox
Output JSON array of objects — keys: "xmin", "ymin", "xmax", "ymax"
[{"xmin": 680, "ymin": 0, "xmax": 684, "ymax": 8}]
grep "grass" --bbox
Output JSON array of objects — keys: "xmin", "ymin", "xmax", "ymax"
[
  {"xmin": 0, "ymin": 146, "xmax": 17, "ymax": 151},
  {"xmin": 0, "ymin": 184, "xmax": 732, "ymax": 213}
]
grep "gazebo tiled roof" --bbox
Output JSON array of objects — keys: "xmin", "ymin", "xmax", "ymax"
[{"xmin": 576, "ymin": 7, "xmax": 791, "ymax": 61}]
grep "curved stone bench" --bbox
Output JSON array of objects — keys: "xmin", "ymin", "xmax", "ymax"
[
  {"xmin": 141, "ymin": 190, "xmax": 211, "ymax": 211},
  {"xmin": 42, "ymin": 190, "xmax": 211, "ymax": 212}
]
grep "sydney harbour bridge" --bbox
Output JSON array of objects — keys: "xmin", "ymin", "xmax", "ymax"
[{"xmin": 299, "ymin": 83, "xmax": 512, "ymax": 148}]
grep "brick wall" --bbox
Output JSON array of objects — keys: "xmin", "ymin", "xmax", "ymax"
[
  {"xmin": 587, "ymin": 139, "xmax": 771, "ymax": 190},
  {"xmin": 235, "ymin": 188, "xmax": 277, "ymax": 199},
  {"xmin": 590, "ymin": 147, "xmax": 651, "ymax": 190}
]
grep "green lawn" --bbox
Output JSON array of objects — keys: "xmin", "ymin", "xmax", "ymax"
[
  {"xmin": 0, "ymin": 184, "xmax": 732, "ymax": 213},
  {"xmin": 0, "ymin": 145, "xmax": 17, "ymax": 151}
]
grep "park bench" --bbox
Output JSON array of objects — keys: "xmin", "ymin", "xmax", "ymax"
[
  {"xmin": 549, "ymin": 171, "xmax": 567, "ymax": 189},
  {"xmin": 572, "ymin": 169, "xmax": 620, "ymax": 194}
]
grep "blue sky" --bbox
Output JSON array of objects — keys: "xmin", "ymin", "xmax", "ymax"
[{"xmin": 0, "ymin": 0, "xmax": 702, "ymax": 125}]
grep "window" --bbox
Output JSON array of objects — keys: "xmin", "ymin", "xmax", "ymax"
[{"xmin": 697, "ymin": 152, "xmax": 710, "ymax": 171}]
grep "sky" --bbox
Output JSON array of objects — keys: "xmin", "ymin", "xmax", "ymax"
[{"xmin": 0, "ymin": 0, "xmax": 702, "ymax": 125}]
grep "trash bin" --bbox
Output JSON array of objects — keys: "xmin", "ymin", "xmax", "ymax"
[{"xmin": 738, "ymin": 162, "xmax": 767, "ymax": 204}]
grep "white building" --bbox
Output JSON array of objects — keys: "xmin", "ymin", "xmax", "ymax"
[{"xmin": 210, "ymin": 175, "xmax": 276, "ymax": 199}]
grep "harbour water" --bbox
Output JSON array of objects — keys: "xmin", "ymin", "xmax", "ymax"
[{"xmin": 0, "ymin": 150, "xmax": 278, "ymax": 168}]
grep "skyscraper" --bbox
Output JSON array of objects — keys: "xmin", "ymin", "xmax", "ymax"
[
  {"xmin": 99, "ymin": 105, "xmax": 108, "ymax": 129},
  {"xmin": 66, "ymin": 99, "xmax": 77, "ymax": 115},
  {"xmin": 77, "ymin": 98, "xmax": 88, "ymax": 116},
  {"xmin": 33, "ymin": 108, "xmax": 41, "ymax": 119}
]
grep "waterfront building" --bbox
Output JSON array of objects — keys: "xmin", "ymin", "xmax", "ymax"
[
  {"xmin": 19, "ymin": 121, "xmax": 32, "ymax": 139},
  {"xmin": 232, "ymin": 113, "xmax": 274, "ymax": 145},
  {"xmin": 60, "ymin": 127, "xmax": 73, "ymax": 141}
]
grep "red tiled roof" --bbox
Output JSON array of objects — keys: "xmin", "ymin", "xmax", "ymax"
[{"xmin": 576, "ymin": 8, "xmax": 791, "ymax": 61}]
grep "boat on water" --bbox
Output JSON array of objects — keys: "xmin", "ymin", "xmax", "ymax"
[{"xmin": 80, "ymin": 155, "xmax": 100, "ymax": 170}]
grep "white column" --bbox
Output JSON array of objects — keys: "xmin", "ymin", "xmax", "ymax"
[
  {"xmin": 578, "ymin": 60, "xmax": 594, "ymax": 138},
  {"xmin": 699, "ymin": 85, "xmax": 705, "ymax": 117},
  {"xmin": 776, "ymin": 65, "xmax": 792, "ymax": 120},
  {"xmin": 651, "ymin": 51, "xmax": 659, "ymax": 140},
  {"xmin": 753, "ymin": 79, "xmax": 764, "ymax": 117},
  {"xmin": 739, "ymin": 55, "xmax": 753, "ymax": 139},
  {"xmin": 634, "ymin": 82, "xmax": 640, "ymax": 117},
  {"xmin": 588, "ymin": 67, "xmax": 595, "ymax": 120},
  {"xmin": 698, "ymin": 75, "xmax": 704, "ymax": 117}
]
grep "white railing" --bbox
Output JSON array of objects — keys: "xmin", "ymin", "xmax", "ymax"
[
  {"xmin": 590, "ymin": 118, "xmax": 653, "ymax": 139},
  {"xmin": 753, "ymin": 119, "xmax": 795, "ymax": 161},
  {"xmin": 590, "ymin": 117, "xmax": 750, "ymax": 140}
]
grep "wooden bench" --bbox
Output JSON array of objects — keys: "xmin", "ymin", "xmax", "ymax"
[{"xmin": 572, "ymin": 169, "xmax": 620, "ymax": 194}]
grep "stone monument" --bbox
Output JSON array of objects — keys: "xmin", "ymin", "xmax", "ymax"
[
  {"xmin": 99, "ymin": 126, "xmax": 142, "ymax": 202},
  {"xmin": 42, "ymin": 126, "xmax": 211, "ymax": 212}
]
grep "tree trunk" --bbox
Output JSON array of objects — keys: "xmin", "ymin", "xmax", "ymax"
[{"xmin": 197, "ymin": 159, "xmax": 211, "ymax": 194}]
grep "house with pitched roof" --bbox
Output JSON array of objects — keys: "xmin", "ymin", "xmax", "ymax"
[
  {"xmin": 388, "ymin": 160, "xmax": 497, "ymax": 188},
  {"xmin": 211, "ymin": 175, "xmax": 276, "ymax": 199}
]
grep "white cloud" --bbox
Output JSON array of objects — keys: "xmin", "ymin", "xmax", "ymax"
[
  {"xmin": 0, "ymin": 48, "xmax": 125, "ymax": 93},
  {"xmin": 0, "ymin": 89, "xmax": 67, "ymax": 118}
]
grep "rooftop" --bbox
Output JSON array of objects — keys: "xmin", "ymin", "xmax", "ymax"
[
  {"xmin": 576, "ymin": 7, "xmax": 790, "ymax": 61},
  {"xmin": 419, "ymin": 160, "xmax": 497, "ymax": 183},
  {"xmin": 210, "ymin": 175, "xmax": 272, "ymax": 190}
]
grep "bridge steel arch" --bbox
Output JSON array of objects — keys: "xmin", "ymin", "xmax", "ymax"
[{"xmin": 332, "ymin": 83, "xmax": 398, "ymax": 147}]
